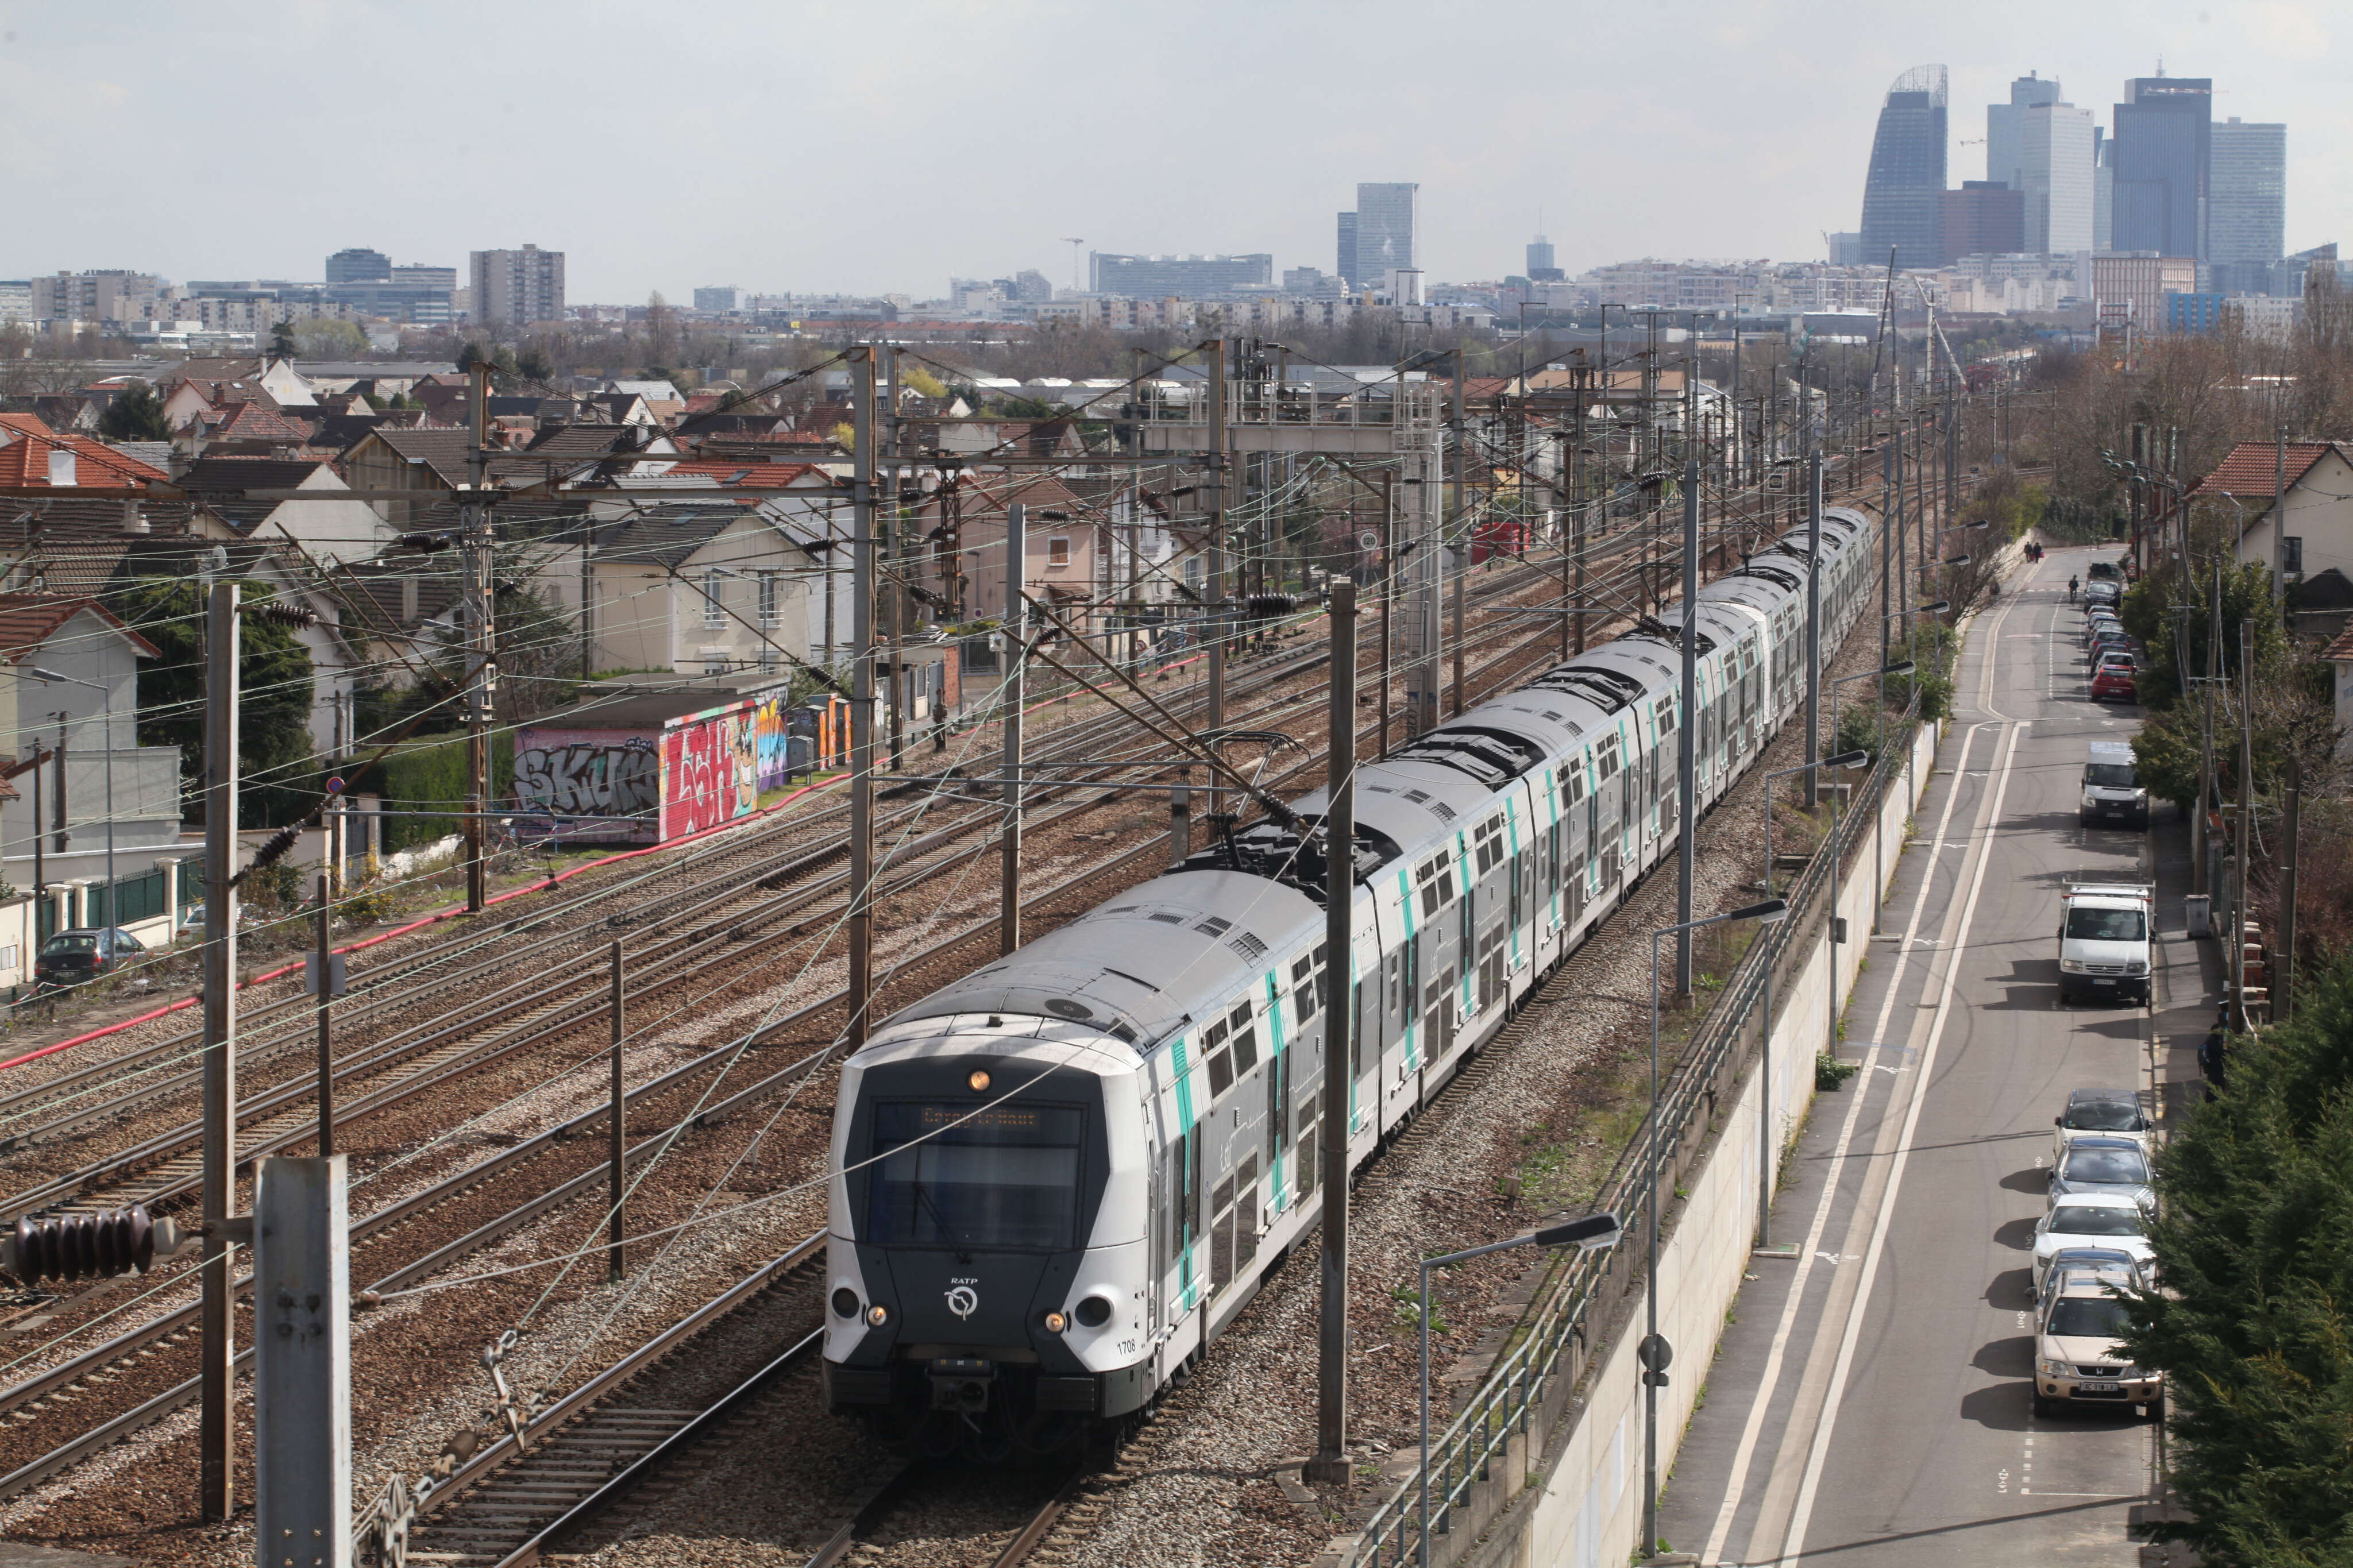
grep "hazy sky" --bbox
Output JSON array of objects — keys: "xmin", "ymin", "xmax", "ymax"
[{"xmin": 2, "ymin": 1, "xmax": 2343, "ymax": 302}]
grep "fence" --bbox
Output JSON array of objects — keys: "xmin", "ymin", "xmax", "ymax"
[
  {"xmin": 1347, "ymin": 703, "xmax": 1924, "ymax": 1567},
  {"xmin": 32, "ymin": 859, "xmax": 195, "ymax": 944}
]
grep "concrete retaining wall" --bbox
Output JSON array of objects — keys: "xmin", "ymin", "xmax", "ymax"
[{"xmin": 1446, "ymin": 715, "xmax": 1942, "ymax": 1568}]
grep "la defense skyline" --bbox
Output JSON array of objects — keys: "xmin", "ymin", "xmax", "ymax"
[{"xmin": 1856, "ymin": 62, "xmax": 2288, "ymax": 291}]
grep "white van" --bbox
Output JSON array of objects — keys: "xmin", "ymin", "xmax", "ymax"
[
  {"xmin": 2081, "ymin": 740, "xmax": 2148, "ymax": 828},
  {"xmin": 2057, "ymin": 882, "xmax": 2154, "ymax": 1005}
]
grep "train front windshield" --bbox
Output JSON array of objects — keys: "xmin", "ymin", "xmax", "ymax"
[{"xmin": 866, "ymin": 1102, "xmax": 1085, "ymax": 1250}]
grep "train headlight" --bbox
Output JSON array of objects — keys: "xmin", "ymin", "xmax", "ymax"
[
  {"xmin": 831, "ymin": 1288, "xmax": 861, "ymax": 1319},
  {"xmin": 866, "ymin": 1303, "xmax": 890, "ymax": 1327},
  {"xmin": 969, "ymin": 1069, "xmax": 992, "ymax": 1092},
  {"xmin": 1075, "ymin": 1294, "xmax": 1114, "ymax": 1329},
  {"xmin": 1043, "ymin": 1310, "xmax": 1069, "ymax": 1334}
]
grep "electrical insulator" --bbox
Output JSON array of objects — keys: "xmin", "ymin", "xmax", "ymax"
[{"xmin": 5, "ymin": 1205, "xmax": 187, "ymax": 1285}]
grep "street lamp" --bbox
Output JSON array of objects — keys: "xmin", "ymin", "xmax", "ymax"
[
  {"xmin": 17, "ymin": 666, "xmax": 117, "ymax": 928},
  {"xmin": 1644, "ymin": 897, "xmax": 1788, "ymax": 1559},
  {"xmin": 1417, "ymin": 1212, "xmax": 1622, "ymax": 1565},
  {"xmin": 1755, "ymin": 752, "xmax": 1868, "ymax": 1249}
]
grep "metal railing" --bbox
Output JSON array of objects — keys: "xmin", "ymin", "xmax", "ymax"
[{"xmin": 1348, "ymin": 701, "xmax": 1924, "ymax": 1566}]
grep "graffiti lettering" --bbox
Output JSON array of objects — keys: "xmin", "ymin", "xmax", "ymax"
[{"xmin": 516, "ymin": 740, "xmax": 659, "ymax": 818}]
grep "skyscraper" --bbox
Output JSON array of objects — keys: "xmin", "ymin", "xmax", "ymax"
[
  {"xmin": 469, "ymin": 245, "xmax": 566, "ymax": 325},
  {"xmin": 1985, "ymin": 73, "xmax": 2062, "ymax": 192},
  {"xmin": 1858, "ymin": 66, "xmax": 1948, "ymax": 270},
  {"xmin": 1354, "ymin": 183, "xmax": 1418, "ymax": 287},
  {"xmin": 2016, "ymin": 101, "xmax": 2097, "ymax": 254},
  {"xmin": 1526, "ymin": 232, "xmax": 1561, "ymax": 281},
  {"xmin": 2111, "ymin": 75, "xmax": 2212, "ymax": 259},
  {"xmin": 1336, "ymin": 211, "xmax": 1359, "ymax": 288},
  {"xmin": 2209, "ymin": 117, "xmax": 2286, "ymax": 291},
  {"xmin": 2093, "ymin": 128, "xmax": 2113, "ymax": 251}
]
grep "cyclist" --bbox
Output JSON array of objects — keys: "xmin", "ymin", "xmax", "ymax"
[{"xmin": 2067, "ymin": 574, "xmax": 2079, "ymax": 603}]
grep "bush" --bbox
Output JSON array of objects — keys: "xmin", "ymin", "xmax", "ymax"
[
  {"xmin": 1815, "ymin": 1052, "xmax": 1860, "ymax": 1091},
  {"xmin": 2124, "ymin": 959, "xmax": 2353, "ymax": 1559}
]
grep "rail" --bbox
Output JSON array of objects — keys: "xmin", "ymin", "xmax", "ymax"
[{"xmin": 1347, "ymin": 698, "xmax": 1925, "ymax": 1566}]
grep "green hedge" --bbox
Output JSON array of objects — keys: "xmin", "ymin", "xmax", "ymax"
[{"xmin": 347, "ymin": 734, "xmax": 516, "ymax": 853}]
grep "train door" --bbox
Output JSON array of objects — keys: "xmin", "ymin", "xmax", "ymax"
[
  {"xmin": 1280, "ymin": 949, "xmax": 1328, "ymax": 1212},
  {"xmin": 1469, "ymin": 816, "xmax": 1507, "ymax": 1015},
  {"xmin": 1592, "ymin": 737, "xmax": 1623, "ymax": 900},
  {"xmin": 1563, "ymin": 756, "xmax": 1591, "ymax": 932}
]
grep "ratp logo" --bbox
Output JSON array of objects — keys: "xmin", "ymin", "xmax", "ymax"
[{"xmin": 945, "ymin": 1285, "xmax": 979, "ymax": 1319}]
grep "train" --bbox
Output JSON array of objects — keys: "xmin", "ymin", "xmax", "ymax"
[{"xmin": 822, "ymin": 507, "xmax": 1878, "ymax": 1459}]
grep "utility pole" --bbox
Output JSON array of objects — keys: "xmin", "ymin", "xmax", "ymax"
[
  {"xmin": 608, "ymin": 940, "xmax": 626, "ymax": 1280},
  {"xmin": 1675, "ymin": 458, "xmax": 1699, "ymax": 998},
  {"xmin": 253, "ymin": 1155, "xmax": 349, "ymax": 1568},
  {"xmin": 1307, "ymin": 578, "xmax": 1357, "ymax": 1489},
  {"xmin": 1000, "ymin": 501, "xmax": 1027, "ymax": 956},
  {"xmin": 2235, "ymin": 619, "xmax": 2254, "ymax": 1022},
  {"xmin": 1399, "ymin": 384, "xmax": 1444, "ymax": 739},
  {"xmin": 846, "ymin": 346, "xmax": 877, "ymax": 1049},
  {"xmin": 1804, "ymin": 455, "xmax": 1823, "ymax": 806},
  {"xmin": 462, "ymin": 358, "xmax": 492, "ymax": 915},
  {"xmin": 1379, "ymin": 472, "xmax": 1395, "ymax": 755},
  {"xmin": 1205, "ymin": 339, "xmax": 1228, "ymax": 733},
  {"xmin": 200, "ymin": 581, "xmax": 240, "ymax": 1523},
  {"xmin": 313, "ymin": 875, "xmax": 335, "ymax": 1157},
  {"xmin": 2281, "ymin": 751, "xmax": 2300, "ymax": 1020},
  {"xmin": 884, "ymin": 346, "xmax": 906, "ymax": 774},
  {"xmin": 1449, "ymin": 351, "xmax": 1466, "ymax": 716}
]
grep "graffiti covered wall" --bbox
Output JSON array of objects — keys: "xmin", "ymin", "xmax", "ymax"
[{"xmin": 513, "ymin": 728, "xmax": 664, "ymax": 843}]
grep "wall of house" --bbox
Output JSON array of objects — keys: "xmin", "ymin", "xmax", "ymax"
[{"xmin": 2238, "ymin": 449, "xmax": 2353, "ymax": 582}]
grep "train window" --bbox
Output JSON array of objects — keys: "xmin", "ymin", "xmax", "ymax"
[
  {"xmin": 1203, "ymin": 1019, "xmax": 1234, "ymax": 1098},
  {"xmin": 1472, "ymin": 818, "xmax": 1503, "ymax": 874},
  {"xmin": 1268, "ymin": 1049, "xmax": 1289, "ymax": 1167},
  {"xmin": 1415, "ymin": 854, "xmax": 1453, "ymax": 918},
  {"xmin": 1314, "ymin": 943, "xmax": 1330, "ymax": 1009},
  {"xmin": 1295, "ymin": 1107, "xmax": 1318, "ymax": 1200},
  {"xmin": 1384, "ymin": 950, "xmax": 1401, "ymax": 1015},
  {"xmin": 1228, "ymin": 1002, "xmax": 1259, "ymax": 1077},
  {"xmin": 1654, "ymin": 696, "xmax": 1676, "ymax": 735},
  {"xmin": 865, "ymin": 1102, "xmax": 1085, "ymax": 1250},
  {"xmin": 1291, "ymin": 955, "xmax": 1318, "ymax": 1022}
]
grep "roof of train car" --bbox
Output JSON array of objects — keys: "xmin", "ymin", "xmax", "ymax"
[{"xmin": 888, "ymin": 868, "xmax": 1322, "ymax": 1049}]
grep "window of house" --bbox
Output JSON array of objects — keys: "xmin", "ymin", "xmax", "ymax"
[
  {"xmin": 2283, "ymin": 536, "xmax": 2304, "ymax": 575},
  {"xmin": 1047, "ymin": 536, "xmax": 1071, "ymax": 567},
  {"xmin": 757, "ymin": 571, "xmax": 780, "ymax": 627},
  {"xmin": 1185, "ymin": 555, "xmax": 1204, "ymax": 590},
  {"xmin": 702, "ymin": 570, "xmax": 724, "ymax": 628}
]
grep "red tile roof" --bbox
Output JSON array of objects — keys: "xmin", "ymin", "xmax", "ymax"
[
  {"xmin": 0, "ymin": 433, "xmax": 171, "ymax": 489},
  {"xmin": 2190, "ymin": 440, "xmax": 2347, "ymax": 499},
  {"xmin": 202, "ymin": 401, "xmax": 318, "ymax": 443},
  {"xmin": 2323, "ymin": 624, "xmax": 2353, "ymax": 663},
  {"xmin": 0, "ymin": 413, "xmax": 57, "ymax": 443},
  {"xmin": 658, "ymin": 460, "xmax": 830, "ymax": 489},
  {"xmin": 0, "ymin": 593, "xmax": 161, "ymax": 661}
]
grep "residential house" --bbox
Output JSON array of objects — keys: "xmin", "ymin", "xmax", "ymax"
[
  {"xmin": 0, "ymin": 594, "xmax": 184, "ymax": 891},
  {"xmin": 338, "ymin": 423, "xmax": 676, "ymax": 527},
  {"xmin": 178, "ymin": 456, "xmax": 392, "ymax": 566},
  {"xmin": 585, "ymin": 498, "xmax": 835, "ymax": 678},
  {"xmin": 2190, "ymin": 441, "xmax": 2353, "ymax": 629},
  {"xmin": 0, "ymin": 427, "xmax": 171, "ymax": 492}
]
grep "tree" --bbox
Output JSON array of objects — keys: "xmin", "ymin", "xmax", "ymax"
[
  {"xmin": 2124, "ymin": 958, "xmax": 2353, "ymax": 1563},
  {"xmin": 269, "ymin": 321, "xmax": 298, "ymax": 360},
  {"xmin": 115, "ymin": 578, "xmax": 317, "ymax": 828},
  {"xmin": 292, "ymin": 319, "xmax": 368, "ymax": 360},
  {"xmin": 98, "ymin": 381, "xmax": 171, "ymax": 442}
]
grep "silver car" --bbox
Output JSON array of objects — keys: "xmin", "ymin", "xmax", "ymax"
[
  {"xmin": 2053, "ymin": 1088, "xmax": 2154, "ymax": 1165},
  {"xmin": 2048, "ymin": 1136, "xmax": 2154, "ymax": 1211}
]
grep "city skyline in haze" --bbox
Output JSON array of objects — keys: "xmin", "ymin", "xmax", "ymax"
[{"xmin": 1, "ymin": 1, "xmax": 2344, "ymax": 302}]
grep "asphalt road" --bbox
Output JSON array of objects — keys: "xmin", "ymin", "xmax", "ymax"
[{"xmin": 1657, "ymin": 545, "xmax": 2190, "ymax": 1567}]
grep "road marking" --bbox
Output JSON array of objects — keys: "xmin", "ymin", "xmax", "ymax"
[
  {"xmin": 1768, "ymin": 686, "xmax": 2029, "ymax": 1567},
  {"xmin": 1695, "ymin": 716, "xmax": 1999, "ymax": 1566}
]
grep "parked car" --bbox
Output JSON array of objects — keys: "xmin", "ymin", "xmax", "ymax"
[
  {"xmin": 2035, "ymin": 1273, "xmax": 2162, "ymax": 1418},
  {"xmin": 2053, "ymin": 1088, "xmax": 2155, "ymax": 1164},
  {"xmin": 2049, "ymin": 1136, "xmax": 2156, "ymax": 1211},
  {"xmin": 2090, "ymin": 655, "xmax": 2138, "ymax": 703},
  {"xmin": 2079, "ymin": 742, "xmax": 2148, "ymax": 828},
  {"xmin": 2089, "ymin": 629, "xmax": 2132, "ymax": 662},
  {"xmin": 2037, "ymin": 1246, "xmax": 2148, "ymax": 1312},
  {"xmin": 2033, "ymin": 1196, "xmax": 2155, "ymax": 1289},
  {"xmin": 2081, "ymin": 608, "xmax": 2120, "ymax": 643},
  {"xmin": 33, "ymin": 926, "xmax": 146, "ymax": 986}
]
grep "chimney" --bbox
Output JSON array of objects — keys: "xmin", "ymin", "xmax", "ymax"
[
  {"xmin": 45, "ymin": 447, "xmax": 75, "ymax": 487},
  {"xmin": 121, "ymin": 499, "xmax": 148, "ymax": 535}
]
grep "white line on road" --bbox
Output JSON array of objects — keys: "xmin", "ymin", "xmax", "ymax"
[
  {"xmin": 1771, "ymin": 717, "xmax": 2028, "ymax": 1568},
  {"xmin": 1694, "ymin": 717, "xmax": 1997, "ymax": 1565}
]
